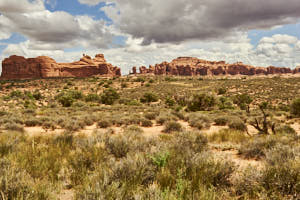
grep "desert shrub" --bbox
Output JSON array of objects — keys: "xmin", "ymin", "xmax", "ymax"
[
  {"xmin": 5, "ymin": 123, "xmax": 24, "ymax": 132},
  {"xmin": 121, "ymin": 82, "xmax": 128, "ymax": 88},
  {"xmin": 228, "ymin": 118, "xmax": 247, "ymax": 131},
  {"xmin": 156, "ymin": 112, "xmax": 178, "ymax": 125},
  {"xmin": 261, "ymin": 161, "xmax": 300, "ymax": 197},
  {"xmin": 85, "ymin": 93, "xmax": 100, "ymax": 102},
  {"xmin": 141, "ymin": 118, "xmax": 153, "ymax": 127},
  {"xmin": 135, "ymin": 77, "xmax": 145, "ymax": 82},
  {"xmin": 10, "ymin": 90, "xmax": 23, "ymax": 98},
  {"xmin": 290, "ymin": 98, "xmax": 300, "ymax": 117},
  {"xmin": 33, "ymin": 91, "xmax": 43, "ymax": 100},
  {"xmin": 165, "ymin": 97, "xmax": 176, "ymax": 107},
  {"xmin": 97, "ymin": 120, "xmax": 112, "ymax": 128},
  {"xmin": 140, "ymin": 92, "xmax": 159, "ymax": 103},
  {"xmin": 163, "ymin": 121, "xmax": 182, "ymax": 133},
  {"xmin": 24, "ymin": 118, "xmax": 42, "ymax": 127},
  {"xmin": 101, "ymin": 88, "xmax": 120, "ymax": 105},
  {"xmin": 106, "ymin": 135, "xmax": 130, "ymax": 158},
  {"xmin": 0, "ymin": 159, "xmax": 51, "ymax": 200},
  {"xmin": 187, "ymin": 93, "xmax": 216, "ymax": 112},
  {"xmin": 214, "ymin": 116, "xmax": 229, "ymax": 126},
  {"xmin": 150, "ymin": 151, "xmax": 170, "ymax": 168},
  {"xmin": 238, "ymin": 137, "xmax": 277, "ymax": 159},
  {"xmin": 217, "ymin": 88, "xmax": 227, "ymax": 95},
  {"xmin": 144, "ymin": 112, "xmax": 158, "ymax": 120},
  {"xmin": 63, "ymin": 120, "xmax": 85, "ymax": 132},
  {"xmin": 265, "ymin": 145, "xmax": 297, "ymax": 166},
  {"xmin": 218, "ymin": 96, "xmax": 234, "ymax": 110},
  {"xmin": 58, "ymin": 95, "xmax": 74, "ymax": 107},
  {"xmin": 275, "ymin": 124, "xmax": 296, "ymax": 135},
  {"xmin": 233, "ymin": 94, "xmax": 253, "ymax": 113},
  {"xmin": 187, "ymin": 113, "xmax": 211, "ymax": 130}
]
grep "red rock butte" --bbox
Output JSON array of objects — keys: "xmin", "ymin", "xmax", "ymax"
[
  {"xmin": 131, "ymin": 57, "xmax": 300, "ymax": 76},
  {"xmin": 0, "ymin": 54, "xmax": 121, "ymax": 79}
]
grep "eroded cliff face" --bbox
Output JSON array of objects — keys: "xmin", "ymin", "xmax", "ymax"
[
  {"xmin": 1, "ymin": 54, "xmax": 121, "ymax": 79},
  {"xmin": 131, "ymin": 57, "xmax": 298, "ymax": 76}
]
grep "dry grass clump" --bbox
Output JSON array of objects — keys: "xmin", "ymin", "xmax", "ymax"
[
  {"xmin": 208, "ymin": 129, "xmax": 248, "ymax": 144},
  {"xmin": 187, "ymin": 113, "xmax": 212, "ymax": 130}
]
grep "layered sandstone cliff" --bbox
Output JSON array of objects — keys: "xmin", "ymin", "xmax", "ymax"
[
  {"xmin": 1, "ymin": 54, "xmax": 121, "ymax": 79},
  {"xmin": 131, "ymin": 57, "xmax": 297, "ymax": 76}
]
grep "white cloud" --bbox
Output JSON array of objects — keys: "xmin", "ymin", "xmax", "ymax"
[
  {"xmin": 101, "ymin": 0, "xmax": 300, "ymax": 44},
  {"xmin": 78, "ymin": 0, "xmax": 102, "ymax": 6},
  {"xmin": 0, "ymin": 0, "xmax": 114, "ymax": 50}
]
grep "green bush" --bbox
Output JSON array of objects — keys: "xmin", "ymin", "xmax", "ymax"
[
  {"xmin": 233, "ymin": 94, "xmax": 253, "ymax": 112},
  {"xmin": 58, "ymin": 95, "xmax": 74, "ymax": 107},
  {"xmin": 290, "ymin": 98, "xmax": 300, "ymax": 117},
  {"xmin": 10, "ymin": 90, "xmax": 23, "ymax": 98},
  {"xmin": 187, "ymin": 93, "xmax": 216, "ymax": 112},
  {"xmin": 140, "ymin": 92, "xmax": 159, "ymax": 103},
  {"xmin": 217, "ymin": 88, "xmax": 227, "ymax": 95},
  {"xmin": 165, "ymin": 97, "xmax": 176, "ymax": 107},
  {"xmin": 85, "ymin": 94, "xmax": 100, "ymax": 102},
  {"xmin": 101, "ymin": 88, "xmax": 120, "ymax": 105}
]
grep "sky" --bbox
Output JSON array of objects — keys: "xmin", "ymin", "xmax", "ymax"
[{"xmin": 0, "ymin": 0, "xmax": 300, "ymax": 75}]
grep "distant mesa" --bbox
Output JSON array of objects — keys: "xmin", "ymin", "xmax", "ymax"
[
  {"xmin": 130, "ymin": 57, "xmax": 299, "ymax": 76},
  {"xmin": 0, "ymin": 53, "xmax": 121, "ymax": 79}
]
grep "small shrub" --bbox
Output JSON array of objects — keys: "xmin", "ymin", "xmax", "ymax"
[
  {"xmin": 275, "ymin": 125, "xmax": 296, "ymax": 135},
  {"xmin": 214, "ymin": 116, "xmax": 229, "ymax": 126},
  {"xmin": 140, "ymin": 92, "xmax": 159, "ymax": 103},
  {"xmin": 144, "ymin": 112, "xmax": 158, "ymax": 120},
  {"xmin": 163, "ymin": 121, "xmax": 182, "ymax": 133},
  {"xmin": 97, "ymin": 120, "xmax": 112, "ymax": 128},
  {"xmin": 233, "ymin": 94, "xmax": 253, "ymax": 113},
  {"xmin": 58, "ymin": 95, "xmax": 74, "ymax": 107},
  {"xmin": 290, "ymin": 98, "xmax": 300, "ymax": 117},
  {"xmin": 107, "ymin": 135, "xmax": 130, "ymax": 158},
  {"xmin": 101, "ymin": 88, "xmax": 120, "ymax": 105},
  {"xmin": 5, "ymin": 123, "xmax": 24, "ymax": 132},
  {"xmin": 165, "ymin": 97, "xmax": 176, "ymax": 107},
  {"xmin": 217, "ymin": 88, "xmax": 227, "ymax": 95},
  {"xmin": 24, "ymin": 118, "xmax": 41, "ymax": 127},
  {"xmin": 228, "ymin": 119, "xmax": 247, "ymax": 131},
  {"xmin": 85, "ymin": 94, "xmax": 100, "ymax": 102},
  {"xmin": 141, "ymin": 118, "xmax": 153, "ymax": 127},
  {"xmin": 187, "ymin": 93, "xmax": 216, "ymax": 112},
  {"xmin": 238, "ymin": 137, "xmax": 277, "ymax": 159}
]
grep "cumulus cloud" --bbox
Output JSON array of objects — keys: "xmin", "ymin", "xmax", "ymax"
[
  {"xmin": 0, "ymin": 0, "xmax": 114, "ymax": 50},
  {"xmin": 100, "ymin": 0, "xmax": 300, "ymax": 44}
]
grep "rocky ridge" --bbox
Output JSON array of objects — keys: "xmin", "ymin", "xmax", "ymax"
[
  {"xmin": 1, "ymin": 54, "xmax": 121, "ymax": 79},
  {"xmin": 131, "ymin": 57, "xmax": 298, "ymax": 76}
]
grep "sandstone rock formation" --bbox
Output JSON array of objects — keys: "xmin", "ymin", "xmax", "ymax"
[
  {"xmin": 1, "ymin": 54, "xmax": 121, "ymax": 79},
  {"xmin": 130, "ymin": 57, "xmax": 298, "ymax": 76}
]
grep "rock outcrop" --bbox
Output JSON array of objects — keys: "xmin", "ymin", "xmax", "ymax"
[
  {"xmin": 1, "ymin": 54, "xmax": 121, "ymax": 79},
  {"xmin": 130, "ymin": 57, "xmax": 298, "ymax": 76}
]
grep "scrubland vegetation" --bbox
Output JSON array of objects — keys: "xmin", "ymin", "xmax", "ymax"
[{"xmin": 0, "ymin": 76, "xmax": 299, "ymax": 199}]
